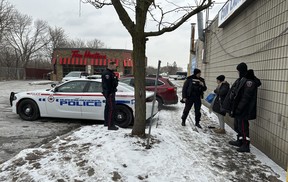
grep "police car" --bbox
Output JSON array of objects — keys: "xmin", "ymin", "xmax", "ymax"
[{"xmin": 10, "ymin": 79, "xmax": 158, "ymax": 128}]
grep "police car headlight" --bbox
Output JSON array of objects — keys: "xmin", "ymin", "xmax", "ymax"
[{"xmin": 9, "ymin": 92, "xmax": 17, "ymax": 106}]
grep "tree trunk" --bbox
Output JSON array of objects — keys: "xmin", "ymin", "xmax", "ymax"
[{"xmin": 131, "ymin": 35, "xmax": 147, "ymax": 136}]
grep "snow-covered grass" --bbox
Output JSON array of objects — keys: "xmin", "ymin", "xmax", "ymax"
[{"xmin": 0, "ymin": 80, "xmax": 286, "ymax": 182}]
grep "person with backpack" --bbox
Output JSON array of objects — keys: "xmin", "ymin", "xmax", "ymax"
[
  {"xmin": 222, "ymin": 62, "xmax": 261, "ymax": 152},
  {"xmin": 181, "ymin": 68, "xmax": 207, "ymax": 128}
]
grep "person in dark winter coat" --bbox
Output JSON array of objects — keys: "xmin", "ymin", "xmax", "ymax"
[
  {"xmin": 102, "ymin": 61, "xmax": 119, "ymax": 130},
  {"xmin": 212, "ymin": 75, "xmax": 230, "ymax": 134},
  {"xmin": 181, "ymin": 68, "xmax": 207, "ymax": 128},
  {"xmin": 223, "ymin": 62, "xmax": 261, "ymax": 152}
]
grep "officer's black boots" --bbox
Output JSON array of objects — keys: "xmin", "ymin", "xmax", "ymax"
[
  {"xmin": 229, "ymin": 140, "xmax": 243, "ymax": 147},
  {"xmin": 181, "ymin": 119, "xmax": 186, "ymax": 126},
  {"xmin": 228, "ymin": 136, "xmax": 243, "ymax": 147},
  {"xmin": 237, "ymin": 141, "xmax": 250, "ymax": 152},
  {"xmin": 181, "ymin": 115, "xmax": 186, "ymax": 126},
  {"xmin": 108, "ymin": 126, "xmax": 119, "ymax": 130},
  {"xmin": 195, "ymin": 123, "xmax": 202, "ymax": 129}
]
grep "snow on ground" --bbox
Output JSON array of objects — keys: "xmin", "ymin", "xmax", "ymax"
[{"xmin": 0, "ymin": 80, "xmax": 286, "ymax": 182}]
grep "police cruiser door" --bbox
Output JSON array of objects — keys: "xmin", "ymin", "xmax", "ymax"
[
  {"xmin": 46, "ymin": 80, "xmax": 88, "ymax": 118},
  {"xmin": 81, "ymin": 81, "xmax": 105, "ymax": 120}
]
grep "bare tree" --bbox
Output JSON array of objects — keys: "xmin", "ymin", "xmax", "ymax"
[
  {"xmin": 4, "ymin": 11, "xmax": 50, "ymax": 79},
  {"xmin": 0, "ymin": 0, "xmax": 14, "ymax": 43},
  {"xmin": 0, "ymin": 0, "xmax": 15, "ymax": 67},
  {"xmin": 86, "ymin": 38, "xmax": 105, "ymax": 48},
  {"xmin": 49, "ymin": 26, "xmax": 69, "ymax": 49},
  {"xmin": 44, "ymin": 26, "xmax": 69, "ymax": 60},
  {"xmin": 84, "ymin": 0, "xmax": 212, "ymax": 136},
  {"xmin": 66, "ymin": 38, "xmax": 105, "ymax": 48},
  {"xmin": 67, "ymin": 38, "xmax": 86, "ymax": 48}
]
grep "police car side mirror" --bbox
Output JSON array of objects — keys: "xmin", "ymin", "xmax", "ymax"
[
  {"xmin": 52, "ymin": 87, "xmax": 59, "ymax": 92},
  {"xmin": 51, "ymin": 83, "xmax": 56, "ymax": 88}
]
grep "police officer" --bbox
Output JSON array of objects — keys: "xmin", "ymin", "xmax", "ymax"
[
  {"xmin": 223, "ymin": 62, "xmax": 261, "ymax": 152},
  {"xmin": 102, "ymin": 61, "xmax": 119, "ymax": 130},
  {"xmin": 181, "ymin": 68, "xmax": 207, "ymax": 128}
]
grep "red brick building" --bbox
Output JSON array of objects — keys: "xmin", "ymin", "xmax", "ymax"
[{"xmin": 51, "ymin": 48, "xmax": 134, "ymax": 81}]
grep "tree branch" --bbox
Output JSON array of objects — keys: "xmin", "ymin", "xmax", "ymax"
[{"xmin": 145, "ymin": 0, "xmax": 212, "ymax": 37}]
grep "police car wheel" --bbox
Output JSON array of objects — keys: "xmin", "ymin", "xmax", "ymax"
[
  {"xmin": 18, "ymin": 99, "xmax": 40, "ymax": 121},
  {"xmin": 114, "ymin": 105, "xmax": 133, "ymax": 128}
]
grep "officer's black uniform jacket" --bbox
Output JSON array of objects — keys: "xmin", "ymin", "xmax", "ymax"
[
  {"xmin": 101, "ymin": 68, "xmax": 118, "ymax": 96},
  {"xmin": 223, "ymin": 70, "xmax": 261, "ymax": 120},
  {"xmin": 182, "ymin": 75, "xmax": 207, "ymax": 99}
]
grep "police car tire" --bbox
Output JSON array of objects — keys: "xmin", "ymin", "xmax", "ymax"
[
  {"xmin": 18, "ymin": 99, "xmax": 40, "ymax": 121},
  {"xmin": 114, "ymin": 105, "xmax": 133, "ymax": 128}
]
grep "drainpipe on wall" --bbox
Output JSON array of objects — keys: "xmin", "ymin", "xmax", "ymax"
[
  {"xmin": 197, "ymin": 11, "xmax": 208, "ymax": 64},
  {"xmin": 188, "ymin": 23, "xmax": 196, "ymax": 76}
]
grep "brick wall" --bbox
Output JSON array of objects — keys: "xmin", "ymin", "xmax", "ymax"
[{"xmin": 197, "ymin": 0, "xmax": 288, "ymax": 169}]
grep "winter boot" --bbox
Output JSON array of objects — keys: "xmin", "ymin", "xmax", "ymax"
[
  {"xmin": 195, "ymin": 123, "xmax": 202, "ymax": 129},
  {"xmin": 228, "ymin": 136, "xmax": 243, "ymax": 147},
  {"xmin": 236, "ymin": 141, "xmax": 250, "ymax": 152},
  {"xmin": 181, "ymin": 119, "xmax": 186, "ymax": 126},
  {"xmin": 181, "ymin": 115, "xmax": 186, "ymax": 126}
]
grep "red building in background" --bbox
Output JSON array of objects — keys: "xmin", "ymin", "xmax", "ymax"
[{"xmin": 51, "ymin": 48, "xmax": 134, "ymax": 81}]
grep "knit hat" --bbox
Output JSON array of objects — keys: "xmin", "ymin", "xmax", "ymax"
[
  {"xmin": 236, "ymin": 62, "xmax": 248, "ymax": 78},
  {"xmin": 193, "ymin": 68, "xmax": 201, "ymax": 75},
  {"xmin": 216, "ymin": 75, "xmax": 225, "ymax": 82},
  {"xmin": 236, "ymin": 62, "xmax": 248, "ymax": 73}
]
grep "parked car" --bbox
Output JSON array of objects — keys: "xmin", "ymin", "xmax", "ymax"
[
  {"xmin": 62, "ymin": 71, "xmax": 88, "ymax": 82},
  {"xmin": 9, "ymin": 79, "xmax": 158, "ymax": 128},
  {"xmin": 119, "ymin": 76, "xmax": 178, "ymax": 108}
]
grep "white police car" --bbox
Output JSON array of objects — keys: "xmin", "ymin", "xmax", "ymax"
[{"xmin": 10, "ymin": 79, "xmax": 158, "ymax": 128}]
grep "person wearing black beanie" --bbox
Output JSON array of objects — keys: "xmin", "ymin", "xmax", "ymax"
[
  {"xmin": 236, "ymin": 62, "xmax": 248, "ymax": 78},
  {"xmin": 216, "ymin": 75, "xmax": 225, "ymax": 82},
  {"xmin": 222, "ymin": 63, "xmax": 262, "ymax": 153},
  {"xmin": 193, "ymin": 68, "xmax": 201, "ymax": 75},
  {"xmin": 181, "ymin": 68, "xmax": 207, "ymax": 128}
]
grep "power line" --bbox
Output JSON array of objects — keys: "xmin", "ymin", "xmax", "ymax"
[{"xmin": 208, "ymin": 26, "xmax": 288, "ymax": 58}]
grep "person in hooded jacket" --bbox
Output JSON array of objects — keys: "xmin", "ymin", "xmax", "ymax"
[
  {"xmin": 212, "ymin": 75, "xmax": 230, "ymax": 134},
  {"xmin": 222, "ymin": 62, "xmax": 261, "ymax": 152},
  {"xmin": 181, "ymin": 68, "xmax": 207, "ymax": 128}
]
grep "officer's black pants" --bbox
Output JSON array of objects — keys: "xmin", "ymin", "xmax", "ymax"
[
  {"xmin": 182, "ymin": 97, "xmax": 202, "ymax": 124},
  {"xmin": 234, "ymin": 116, "xmax": 249, "ymax": 140},
  {"xmin": 104, "ymin": 93, "xmax": 116, "ymax": 127}
]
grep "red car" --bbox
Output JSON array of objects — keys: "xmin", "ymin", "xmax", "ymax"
[{"xmin": 119, "ymin": 76, "xmax": 178, "ymax": 108}]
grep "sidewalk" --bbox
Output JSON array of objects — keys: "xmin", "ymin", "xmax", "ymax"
[{"xmin": 0, "ymin": 103, "xmax": 286, "ymax": 181}]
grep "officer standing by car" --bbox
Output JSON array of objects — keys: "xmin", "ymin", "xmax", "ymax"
[
  {"xmin": 102, "ymin": 61, "xmax": 119, "ymax": 130},
  {"xmin": 181, "ymin": 68, "xmax": 207, "ymax": 128}
]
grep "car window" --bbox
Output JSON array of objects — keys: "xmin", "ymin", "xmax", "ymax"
[
  {"xmin": 81, "ymin": 72, "xmax": 89, "ymax": 77},
  {"xmin": 65, "ymin": 72, "xmax": 81, "ymax": 77},
  {"xmin": 129, "ymin": 79, "xmax": 135, "ymax": 86},
  {"xmin": 57, "ymin": 81, "xmax": 88, "ymax": 92},
  {"xmin": 87, "ymin": 82, "xmax": 102, "ymax": 92},
  {"xmin": 145, "ymin": 79, "xmax": 164, "ymax": 86},
  {"xmin": 118, "ymin": 82, "xmax": 134, "ymax": 92},
  {"xmin": 166, "ymin": 79, "xmax": 175, "ymax": 86},
  {"xmin": 120, "ymin": 78, "xmax": 131, "ymax": 85}
]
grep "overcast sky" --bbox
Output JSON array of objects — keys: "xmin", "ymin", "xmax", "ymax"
[{"xmin": 9, "ymin": 0, "xmax": 225, "ymax": 70}]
